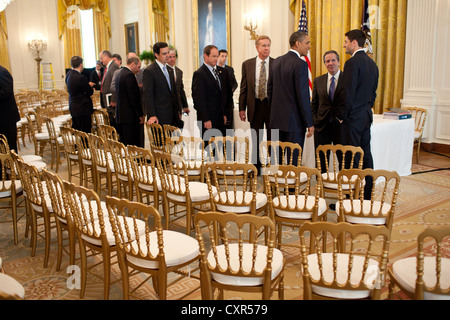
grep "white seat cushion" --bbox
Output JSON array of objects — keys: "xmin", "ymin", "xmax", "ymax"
[
  {"xmin": 35, "ymin": 132, "xmax": 50, "ymax": 141},
  {"xmin": 269, "ymin": 172, "xmax": 308, "ymax": 185},
  {"xmin": 307, "ymin": 253, "xmax": 380, "ymax": 299},
  {"xmin": 273, "ymin": 195, "xmax": 327, "ymax": 219},
  {"xmin": 0, "ymin": 180, "xmax": 23, "ymax": 198},
  {"xmin": 335, "ymin": 199, "xmax": 391, "ymax": 225},
  {"xmin": 207, "ymin": 243, "xmax": 284, "ymax": 286},
  {"xmin": 126, "ymin": 230, "xmax": 199, "ymax": 269},
  {"xmin": 392, "ymin": 257, "xmax": 450, "ymax": 300},
  {"xmin": 414, "ymin": 131, "xmax": 422, "ymax": 139},
  {"xmin": 81, "ymin": 215, "xmax": 147, "ymax": 247},
  {"xmin": 21, "ymin": 155, "xmax": 43, "ymax": 163},
  {"xmin": 322, "ymin": 173, "xmax": 358, "ymax": 190},
  {"xmin": 0, "ymin": 273, "xmax": 25, "ymax": 299},
  {"xmin": 167, "ymin": 181, "xmax": 216, "ymax": 203},
  {"xmin": 215, "ymin": 191, "xmax": 267, "ymax": 213}
]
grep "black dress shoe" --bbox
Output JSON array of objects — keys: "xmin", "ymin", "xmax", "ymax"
[{"xmin": 329, "ymin": 203, "xmax": 336, "ymax": 211}]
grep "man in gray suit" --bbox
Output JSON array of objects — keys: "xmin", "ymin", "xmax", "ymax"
[
  {"xmin": 238, "ymin": 35, "xmax": 274, "ymax": 173},
  {"xmin": 99, "ymin": 50, "xmax": 120, "ymax": 131}
]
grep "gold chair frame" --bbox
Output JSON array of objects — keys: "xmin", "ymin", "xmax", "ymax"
[{"xmin": 403, "ymin": 106, "xmax": 427, "ymax": 163}]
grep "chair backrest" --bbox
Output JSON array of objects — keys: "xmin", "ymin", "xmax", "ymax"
[
  {"xmin": 98, "ymin": 124, "xmax": 119, "ymax": 142},
  {"xmin": 146, "ymin": 123, "xmax": 165, "ymax": 153},
  {"xmin": 299, "ymin": 221, "xmax": 391, "ymax": 300},
  {"xmin": 265, "ymin": 165, "xmax": 323, "ymax": 221},
  {"xmin": 260, "ymin": 141, "xmax": 303, "ymax": 167},
  {"xmin": 316, "ymin": 144, "xmax": 364, "ymax": 183},
  {"xmin": 208, "ymin": 136, "xmax": 249, "ymax": 164},
  {"xmin": 74, "ymin": 130, "xmax": 91, "ymax": 163},
  {"xmin": 153, "ymin": 151, "xmax": 189, "ymax": 197},
  {"xmin": 403, "ymin": 106, "xmax": 427, "ymax": 135},
  {"xmin": 105, "ymin": 196, "xmax": 165, "ymax": 265},
  {"xmin": 43, "ymin": 117, "xmax": 58, "ymax": 140},
  {"xmin": 195, "ymin": 211, "xmax": 277, "ymax": 280},
  {"xmin": 108, "ymin": 139, "xmax": 132, "ymax": 182},
  {"xmin": 93, "ymin": 109, "xmax": 110, "ymax": 127},
  {"xmin": 163, "ymin": 124, "xmax": 182, "ymax": 143},
  {"xmin": 88, "ymin": 134, "xmax": 110, "ymax": 170},
  {"xmin": 16, "ymin": 160, "xmax": 47, "ymax": 210},
  {"xmin": 167, "ymin": 136, "xmax": 205, "ymax": 171},
  {"xmin": 0, "ymin": 134, "xmax": 9, "ymax": 154},
  {"xmin": 0, "ymin": 153, "xmax": 18, "ymax": 194},
  {"xmin": 60, "ymin": 127, "xmax": 79, "ymax": 157},
  {"xmin": 63, "ymin": 180, "xmax": 106, "ymax": 242},
  {"xmin": 337, "ymin": 169, "xmax": 400, "ymax": 230},
  {"xmin": 42, "ymin": 169, "xmax": 69, "ymax": 222},
  {"xmin": 127, "ymin": 145, "xmax": 158, "ymax": 187},
  {"xmin": 415, "ymin": 226, "xmax": 450, "ymax": 299},
  {"xmin": 205, "ymin": 162, "xmax": 258, "ymax": 211}
]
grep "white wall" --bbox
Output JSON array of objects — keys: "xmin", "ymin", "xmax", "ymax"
[{"xmin": 401, "ymin": 0, "xmax": 450, "ymax": 146}]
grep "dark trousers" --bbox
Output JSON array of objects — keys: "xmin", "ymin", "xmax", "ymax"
[
  {"xmin": 279, "ymin": 130, "xmax": 305, "ymax": 167},
  {"xmin": 250, "ymin": 99, "xmax": 271, "ymax": 174},
  {"xmin": 1, "ymin": 123, "xmax": 18, "ymax": 152},
  {"xmin": 342, "ymin": 122, "xmax": 374, "ymax": 199},
  {"xmin": 120, "ymin": 123, "xmax": 144, "ymax": 148},
  {"xmin": 72, "ymin": 115, "xmax": 92, "ymax": 134},
  {"xmin": 314, "ymin": 120, "xmax": 343, "ymax": 173}
]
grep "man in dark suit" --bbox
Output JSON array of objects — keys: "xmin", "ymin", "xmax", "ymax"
[
  {"xmin": 192, "ymin": 45, "xmax": 231, "ymax": 141},
  {"xmin": 115, "ymin": 56, "xmax": 145, "ymax": 147},
  {"xmin": 268, "ymin": 31, "xmax": 314, "ymax": 166},
  {"xmin": 0, "ymin": 64, "xmax": 20, "ymax": 152},
  {"xmin": 99, "ymin": 50, "xmax": 120, "ymax": 131},
  {"xmin": 65, "ymin": 56, "xmax": 94, "ymax": 134},
  {"xmin": 339, "ymin": 29, "xmax": 379, "ymax": 199},
  {"xmin": 143, "ymin": 42, "xmax": 179, "ymax": 127},
  {"xmin": 167, "ymin": 47, "xmax": 189, "ymax": 128},
  {"xmin": 239, "ymin": 35, "xmax": 274, "ymax": 173},
  {"xmin": 90, "ymin": 60, "xmax": 103, "ymax": 91},
  {"xmin": 217, "ymin": 49, "xmax": 237, "ymax": 132},
  {"xmin": 312, "ymin": 50, "xmax": 345, "ymax": 171}
]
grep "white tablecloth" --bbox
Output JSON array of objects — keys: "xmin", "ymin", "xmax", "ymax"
[{"xmin": 182, "ymin": 100, "xmax": 415, "ymax": 176}]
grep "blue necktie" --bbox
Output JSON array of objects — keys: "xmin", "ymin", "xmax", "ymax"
[
  {"xmin": 163, "ymin": 65, "xmax": 171, "ymax": 91},
  {"xmin": 329, "ymin": 76, "xmax": 336, "ymax": 103}
]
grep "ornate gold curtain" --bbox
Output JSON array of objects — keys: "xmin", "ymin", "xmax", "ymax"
[
  {"xmin": 149, "ymin": 0, "xmax": 170, "ymax": 43},
  {"xmin": 290, "ymin": 0, "xmax": 407, "ymax": 113},
  {"xmin": 58, "ymin": 0, "xmax": 111, "ymax": 68},
  {"xmin": 0, "ymin": 11, "xmax": 10, "ymax": 71}
]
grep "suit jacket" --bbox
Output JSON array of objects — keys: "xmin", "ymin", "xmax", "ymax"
[
  {"xmin": 311, "ymin": 71, "xmax": 344, "ymax": 132},
  {"xmin": 192, "ymin": 64, "xmax": 231, "ymax": 131},
  {"xmin": 339, "ymin": 50, "xmax": 379, "ymax": 130},
  {"xmin": 239, "ymin": 57, "xmax": 275, "ymax": 123},
  {"xmin": 216, "ymin": 64, "xmax": 237, "ymax": 125},
  {"xmin": 65, "ymin": 69, "xmax": 94, "ymax": 117},
  {"xmin": 142, "ymin": 62, "xmax": 178, "ymax": 126},
  {"xmin": 0, "ymin": 65, "xmax": 20, "ymax": 128},
  {"xmin": 167, "ymin": 65, "xmax": 188, "ymax": 112},
  {"xmin": 268, "ymin": 51, "xmax": 313, "ymax": 133},
  {"xmin": 101, "ymin": 61, "xmax": 120, "ymax": 107},
  {"xmin": 90, "ymin": 68, "xmax": 103, "ymax": 91},
  {"xmin": 115, "ymin": 67, "xmax": 143, "ymax": 125}
]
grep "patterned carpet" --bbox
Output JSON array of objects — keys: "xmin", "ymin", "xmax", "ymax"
[{"xmin": 1, "ymin": 151, "xmax": 449, "ymax": 300}]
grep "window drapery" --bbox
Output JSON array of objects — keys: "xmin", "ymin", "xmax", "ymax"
[{"xmin": 0, "ymin": 11, "xmax": 10, "ymax": 71}]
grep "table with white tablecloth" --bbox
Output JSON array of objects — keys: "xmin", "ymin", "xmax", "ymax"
[{"xmin": 181, "ymin": 100, "xmax": 415, "ymax": 177}]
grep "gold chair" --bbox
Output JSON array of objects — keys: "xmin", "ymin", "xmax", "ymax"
[
  {"xmin": 154, "ymin": 152, "xmax": 213, "ymax": 234},
  {"xmin": 167, "ymin": 136, "xmax": 206, "ymax": 182},
  {"xmin": 26, "ymin": 112, "xmax": 50, "ymax": 157},
  {"xmin": 195, "ymin": 211, "xmax": 285, "ymax": 300},
  {"xmin": 127, "ymin": 145, "xmax": 161, "ymax": 209},
  {"xmin": 60, "ymin": 127, "xmax": 82, "ymax": 184},
  {"xmin": 207, "ymin": 135, "xmax": 250, "ymax": 164},
  {"xmin": 316, "ymin": 144, "xmax": 364, "ymax": 201},
  {"xmin": 163, "ymin": 124, "xmax": 182, "ymax": 144},
  {"xmin": 388, "ymin": 226, "xmax": 450, "ymax": 300},
  {"xmin": 16, "ymin": 160, "xmax": 55, "ymax": 268},
  {"xmin": 108, "ymin": 139, "xmax": 134, "ymax": 200},
  {"xmin": 98, "ymin": 124, "xmax": 119, "ymax": 142},
  {"xmin": 403, "ymin": 106, "xmax": 427, "ymax": 163},
  {"xmin": 43, "ymin": 117, "xmax": 65, "ymax": 172},
  {"xmin": 106, "ymin": 196, "xmax": 200, "ymax": 300},
  {"xmin": 146, "ymin": 123, "xmax": 165, "ymax": 153},
  {"xmin": 74, "ymin": 130, "xmax": 95, "ymax": 188},
  {"xmin": 335, "ymin": 169, "xmax": 400, "ymax": 232},
  {"xmin": 0, "ymin": 153, "xmax": 25, "ymax": 245},
  {"xmin": 265, "ymin": 165, "xmax": 327, "ymax": 249},
  {"xmin": 88, "ymin": 134, "xmax": 116, "ymax": 197},
  {"xmin": 92, "ymin": 109, "xmax": 110, "ymax": 135},
  {"xmin": 64, "ymin": 181, "xmax": 144, "ymax": 300},
  {"xmin": 299, "ymin": 221, "xmax": 391, "ymax": 300},
  {"xmin": 260, "ymin": 140, "xmax": 303, "ymax": 168},
  {"xmin": 205, "ymin": 162, "xmax": 267, "ymax": 217},
  {"xmin": 41, "ymin": 169, "xmax": 76, "ymax": 271}
]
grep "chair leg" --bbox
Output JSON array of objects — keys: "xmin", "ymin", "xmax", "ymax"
[
  {"xmin": 102, "ymin": 248, "xmax": 111, "ymax": 300},
  {"xmin": 43, "ymin": 213, "xmax": 52, "ymax": 268},
  {"xmin": 56, "ymin": 222, "xmax": 63, "ymax": 271},
  {"xmin": 78, "ymin": 239, "xmax": 87, "ymax": 299},
  {"xmin": 11, "ymin": 194, "xmax": 18, "ymax": 245},
  {"xmin": 157, "ymin": 272, "xmax": 168, "ymax": 300}
]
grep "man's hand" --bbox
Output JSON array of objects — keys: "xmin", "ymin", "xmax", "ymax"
[
  {"xmin": 139, "ymin": 116, "xmax": 145, "ymax": 124},
  {"xmin": 239, "ymin": 111, "xmax": 246, "ymax": 122},
  {"xmin": 224, "ymin": 116, "xmax": 227, "ymax": 125},
  {"xmin": 204, "ymin": 121, "xmax": 212, "ymax": 130},
  {"xmin": 147, "ymin": 116, "xmax": 159, "ymax": 125},
  {"xmin": 306, "ymin": 126, "xmax": 315, "ymax": 138}
]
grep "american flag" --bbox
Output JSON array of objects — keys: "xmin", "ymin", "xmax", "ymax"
[
  {"xmin": 298, "ymin": 0, "xmax": 312, "ymax": 98},
  {"xmin": 361, "ymin": 0, "xmax": 373, "ymax": 53}
]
